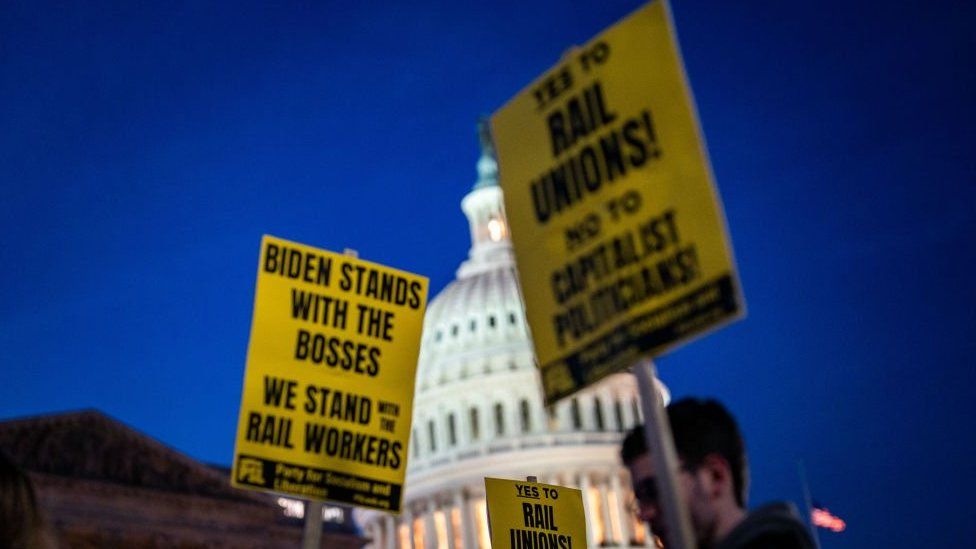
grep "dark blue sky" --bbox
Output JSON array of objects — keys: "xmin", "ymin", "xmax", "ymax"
[{"xmin": 2, "ymin": 1, "xmax": 974, "ymax": 546}]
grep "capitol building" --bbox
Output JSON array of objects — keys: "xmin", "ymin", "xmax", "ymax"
[{"xmin": 357, "ymin": 126, "xmax": 665, "ymax": 548}]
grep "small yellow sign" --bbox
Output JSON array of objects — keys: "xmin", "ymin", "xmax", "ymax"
[
  {"xmin": 491, "ymin": 0, "xmax": 744, "ymax": 404},
  {"xmin": 231, "ymin": 235, "xmax": 428, "ymax": 513},
  {"xmin": 485, "ymin": 478, "xmax": 587, "ymax": 549}
]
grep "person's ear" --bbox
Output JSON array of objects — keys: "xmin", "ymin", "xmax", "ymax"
[{"xmin": 700, "ymin": 453, "xmax": 733, "ymax": 501}]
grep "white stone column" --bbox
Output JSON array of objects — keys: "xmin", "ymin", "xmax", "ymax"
[
  {"xmin": 598, "ymin": 391, "xmax": 612, "ymax": 431},
  {"xmin": 460, "ymin": 403, "xmax": 471, "ymax": 444},
  {"xmin": 456, "ymin": 489, "xmax": 477, "ymax": 549},
  {"xmin": 611, "ymin": 471, "xmax": 632, "ymax": 546},
  {"xmin": 475, "ymin": 497, "xmax": 491, "ymax": 549},
  {"xmin": 442, "ymin": 498, "xmax": 456, "ymax": 549},
  {"xmin": 555, "ymin": 401, "xmax": 568, "ymax": 432},
  {"xmin": 425, "ymin": 501, "xmax": 438, "ymax": 549},
  {"xmin": 477, "ymin": 403, "xmax": 487, "ymax": 443},
  {"xmin": 533, "ymin": 395, "xmax": 546, "ymax": 435},
  {"xmin": 509, "ymin": 394, "xmax": 520, "ymax": 438},
  {"xmin": 403, "ymin": 508, "xmax": 416, "ymax": 549},
  {"xmin": 621, "ymin": 394, "xmax": 635, "ymax": 430},
  {"xmin": 599, "ymin": 478, "xmax": 614, "ymax": 545},
  {"xmin": 579, "ymin": 394, "xmax": 593, "ymax": 431},
  {"xmin": 579, "ymin": 471, "xmax": 596, "ymax": 547},
  {"xmin": 374, "ymin": 523, "xmax": 384, "ymax": 549},
  {"xmin": 384, "ymin": 515, "xmax": 397, "ymax": 549}
]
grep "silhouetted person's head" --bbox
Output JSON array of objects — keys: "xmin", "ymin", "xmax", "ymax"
[{"xmin": 621, "ymin": 398, "xmax": 748, "ymax": 547}]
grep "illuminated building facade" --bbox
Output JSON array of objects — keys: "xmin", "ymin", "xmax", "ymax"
[{"xmin": 357, "ymin": 125, "xmax": 664, "ymax": 548}]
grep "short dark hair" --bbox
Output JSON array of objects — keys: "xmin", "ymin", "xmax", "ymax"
[{"xmin": 621, "ymin": 398, "xmax": 748, "ymax": 507}]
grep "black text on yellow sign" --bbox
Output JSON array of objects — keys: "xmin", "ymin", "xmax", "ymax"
[
  {"xmin": 485, "ymin": 478, "xmax": 587, "ymax": 549},
  {"xmin": 490, "ymin": 0, "xmax": 744, "ymax": 405},
  {"xmin": 232, "ymin": 235, "xmax": 428, "ymax": 513}
]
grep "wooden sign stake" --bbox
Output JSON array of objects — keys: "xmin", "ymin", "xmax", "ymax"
[{"xmin": 634, "ymin": 359, "xmax": 695, "ymax": 549}]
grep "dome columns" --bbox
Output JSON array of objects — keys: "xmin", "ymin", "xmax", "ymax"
[
  {"xmin": 371, "ymin": 488, "xmax": 484, "ymax": 549},
  {"xmin": 369, "ymin": 466, "xmax": 648, "ymax": 548}
]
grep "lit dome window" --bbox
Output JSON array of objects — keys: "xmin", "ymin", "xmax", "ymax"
[{"xmin": 487, "ymin": 216, "xmax": 506, "ymax": 242}]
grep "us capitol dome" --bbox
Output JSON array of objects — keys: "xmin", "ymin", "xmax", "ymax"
[{"xmin": 356, "ymin": 122, "xmax": 666, "ymax": 548}]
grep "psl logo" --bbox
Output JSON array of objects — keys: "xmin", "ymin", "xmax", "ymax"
[{"xmin": 237, "ymin": 458, "xmax": 266, "ymax": 485}]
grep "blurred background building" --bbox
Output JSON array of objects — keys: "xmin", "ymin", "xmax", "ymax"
[
  {"xmin": 356, "ymin": 124, "xmax": 664, "ymax": 548},
  {"xmin": 0, "ymin": 410, "xmax": 363, "ymax": 548}
]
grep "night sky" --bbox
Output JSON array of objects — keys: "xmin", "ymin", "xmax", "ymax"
[{"xmin": 2, "ymin": 1, "xmax": 974, "ymax": 547}]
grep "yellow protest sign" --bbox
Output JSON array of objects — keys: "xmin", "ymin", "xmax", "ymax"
[
  {"xmin": 485, "ymin": 477, "xmax": 586, "ymax": 549},
  {"xmin": 491, "ymin": 0, "xmax": 744, "ymax": 404},
  {"xmin": 231, "ymin": 235, "xmax": 428, "ymax": 512}
]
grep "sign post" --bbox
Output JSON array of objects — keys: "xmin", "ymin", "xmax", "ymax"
[
  {"xmin": 301, "ymin": 500, "xmax": 323, "ymax": 549},
  {"xmin": 635, "ymin": 359, "xmax": 695, "ymax": 549},
  {"xmin": 231, "ymin": 235, "xmax": 428, "ymax": 517},
  {"xmin": 490, "ymin": 2, "xmax": 746, "ymax": 548}
]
